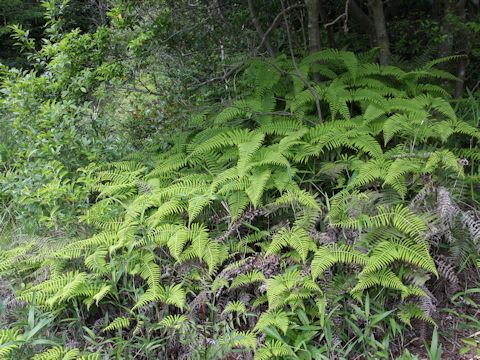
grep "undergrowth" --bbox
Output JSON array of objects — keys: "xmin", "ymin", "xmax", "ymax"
[{"xmin": 1, "ymin": 50, "xmax": 480, "ymax": 359}]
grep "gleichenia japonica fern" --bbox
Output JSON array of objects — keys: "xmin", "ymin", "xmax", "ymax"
[
  {"xmin": 31, "ymin": 346, "xmax": 100, "ymax": 360},
  {"xmin": 3, "ymin": 50, "xmax": 479, "ymax": 358}
]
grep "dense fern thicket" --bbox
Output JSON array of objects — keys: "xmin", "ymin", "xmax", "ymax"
[
  {"xmin": 1, "ymin": 49, "xmax": 479, "ymax": 359},
  {"xmin": 1, "ymin": 0, "xmax": 480, "ymax": 358}
]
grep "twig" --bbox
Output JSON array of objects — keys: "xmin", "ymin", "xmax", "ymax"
[
  {"xmin": 323, "ymin": 13, "xmax": 345, "ymax": 28},
  {"xmin": 324, "ymin": 0, "xmax": 350, "ymax": 33},
  {"xmin": 344, "ymin": 0, "xmax": 350, "ymax": 32},
  {"xmin": 256, "ymin": 3, "xmax": 305, "ymax": 54},
  {"xmin": 186, "ymin": 2, "xmax": 316, "ymax": 94},
  {"xmin": 215, "ymin": 207, "xmax": 267, "ymax": 243},
  {"xmin": 389, "ymin": 152, "xmax": 433, "ymax": 159},
  {"xmin": 471, "ymin": 79, "xmax": 480, "ymax": 93},
  {"xmin": 188, "ymin": 65, "xmax": 241, "ymax": 91},
  {"xmin": 248, "ymin": 0, "xmax": 276, "ymax": 57},
  {"xmin": 120, "ymin": 86, "xmax": 162, "ymax": 96}
]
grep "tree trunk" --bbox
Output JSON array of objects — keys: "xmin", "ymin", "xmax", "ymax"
[
  {"xmin": 368, "ymin": 0, "xmax": 391, "ymax": 65},
  {"xmin": 438, "ymin": 0, "xmax": 468, "ymax": 97},
  {"xmin": 248, "ymin": 0, "xmax": 276, "ymax": 57},
  {"xmin": 455, "ymin": 0, "xmax": 467, "ymax": 98},
  {"xmin": 438, "ymin": 0, "xmax": 458, "ymax": 59},
  {"xmin": 348, "ymin": 0, "xmax": 375, "ymax": 38},
  {"xmin": 305, "ymin": 0, "xmax": 322, "ymax": 53}
]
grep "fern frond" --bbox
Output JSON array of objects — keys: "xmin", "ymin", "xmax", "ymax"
[
  {"xmin": 159, "ymin": 314, "xmax": 188, "ymax": 329},
  {"xmin": 0, "ymin": 329, "xmax": 20, "ymax": 358},
  {"xmin": 348, "ymin": 158, "xmax": 390, "ymax": 189},
  {"xmin": 384, "ymin": 158, "xmax": 424, "ymax": 197},
  {"xmin": 32, "ymin": 347, "xmax": 80, "ymax": 360},
  {"xmin": 102, "ymin": 316, "xmax": 130, "ymax": 332},
  {"xmin": 266, "ymin": 227, "xmax": 316, "ymax": 262},
  {"xmin": 190, "ymin": 128, "xmax": 252, "ymax": 155},
  {"xmin": 162, "ymin": 283, "xmax": 186, "ymax": 309},
  {"xmin": 352, "ymin": 268, "xmax": 407, "ymax": 297},
  {"xmin": 227, "ymin": 191, "xmax": 250, "ymax": 221},
  {"xmin": 311, "ymin": 244, "xmax": 368, "ymax": 279},
  {"xmin": 188, "ymin": 194, "xmax": 212, "ymax": 223},
  {"xmin": 84, "ymin": 247, "xmax": 109, "ymax": 274},
  {"xmin": 138, "ymin": 254, "xmax": 161, "ymax": 288},
  {"xmin": 245, "ymin": 169, "xmax": 271, "ymax": 207},
  {"xmin": 363, "ymin": 238, "xmax": 436, "ymax": 275},
  {"xmin": 425, "ymin": 150, "xmax": 463, "ymax": 175},
  {"xmin": 254, "ymin": 340, "xmax": 292, "ymax": 360},
  {"xmin": 397, "ymin": 303, "xmax": 435, "ymax": 327},
  {"xmin": 254, "ymin": 309, "xmax": 290, "ymax": 334},
  {"xmin": 274, "ymin": 188, "xmax": 319, "ymax": 210},
  {"xmin": 230, "ymin": 270, "xmax": 265, "ymax": 289},
  {"xmin": 237, "ymin": 132, "xmax": 265, "ymax": 176},
  {"xmin": 222, "ymin": 300, "xmax": 248, "ymax": 315},
  {"xmin": 333, "ymin": 204, "xmax": 427, "ymax": 241},
  {"xmin": 218, "ymin": 330, "xmax": 257, "ymax": 350}
]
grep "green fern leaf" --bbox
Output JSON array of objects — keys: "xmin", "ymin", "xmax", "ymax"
[
  {"xmin": 245, "ymin": 169, "xmax": 271, "ymax": 207},
  {"xmin": 103, "ymin": 317, "xmax": 130, "ymax": 332},
  {"xmin": 311, "ymin": 244, "xmax": 368, "ymax": 279},
  {"xmin": 254, "ymin": 309, "xmax": 290, "ymax": 334}
]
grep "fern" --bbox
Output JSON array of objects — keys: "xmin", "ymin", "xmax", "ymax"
[
  {"xmin": 230, "ymin": 270, "xmax": 265, "ymax": 289},
  {"xmin": 138, "ymin": 253, "xmax": 161, "ymax": 288},
  {"xmin": 266, "ymin": 267, "xmax": 321, "ymax": 310},
  {"xmin": 19, "ymin": 271, "xmax": 92, "ymax": 307},
  {"xmin": 31, "ymin": 347, "xmax": 100, "ymax": 360},
  {"xmin": 227, "ymin": 191, "xmax": 250, "ymax": 220},
  {"xmin": 311, "ymin": 244, "xmax": 368, "ymax": 279},
  {"xmin": 245, "ymin": 169, "xmax": 271, "ymax": 207},
  {"xmin": 332, "ymin": 204, "xmax": 428, "ymax": 241},
  {"xmin": 133, "ymin": 283, "xmax": 185, "ymax": 310},
  {"xmin": 217, "ymin": 330, "xmax": 257, "ymax": 351},
  {"xmin": 383, "ymin": 158, "xmax": 424, "ymax": 197},
  {"xmin": 363, "ymin": 238, "xmax": 436, "ymax": 275},
  {"xmin": 274, "ymin": 188, "xmax": 319, "ymax": 210},
  {"xmin": 102, "ymin": 316, "xmax": 131, "ymax": 332},
  {"xmin": 5, "ymin": 49, "xmax": 478, "ymax": 358},
  {"xmin": 84, "ymin": 247, "xmax": 109, "ymax": 274},
  {"xmin": 254, "ymin": 309, "xmax": 290, "ymax": 334},
  {"xmin": 351, "ymin": 268, "xmax": 408, "ymax": 298},
  {"xmin": 397, "ymin": 303, "xmax": 436, "ymax": 327},
  {"xmin": 223, "ymin": 300, "xmax": 248, "ymax": 316},
  {"xmin": 159, "ymin": 314, "xmax": 188, "ymax": 329},
  {"xmin": 254, "ymin": 340, "xmax": 292, "ymax": 360},
  {"xmin": 266, "ymin": 227, "xmax": 316, "ymax": 262},
  {"xmin": 0, "ymin": 329, "xmax": 20, "ymax": 358}
]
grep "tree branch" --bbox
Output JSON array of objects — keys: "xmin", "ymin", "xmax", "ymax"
[
  {"xmin": 188, "ymin": 65, "xmax": 241, "ymax": 92},
  {"xmin": 324, "ymin": 0, "xmax": 350, "ymax": 32},
  {"xmin": 248, "ymin": 0, "xmax": 276, "ymax": 57},
  {"xmin": 256, "ymin": 3, "xmax": 305, "ymax": 54}
]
